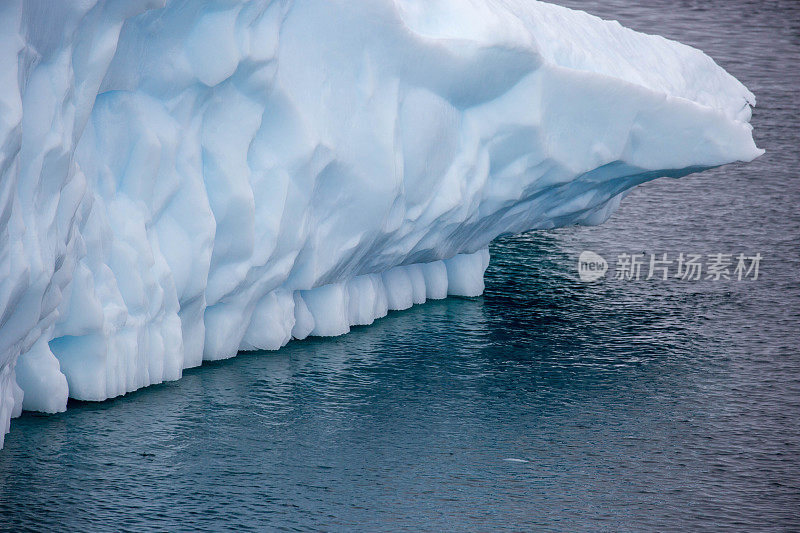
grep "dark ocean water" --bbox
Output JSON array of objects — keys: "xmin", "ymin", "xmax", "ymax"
[{"xmin": 1, "ymin": 1, "xmax": 798, "ymax": 531}]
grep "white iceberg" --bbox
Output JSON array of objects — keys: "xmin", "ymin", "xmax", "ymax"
[{"xmin": 0, "ymin": 0, "xmax": 761, "ymax": 446}]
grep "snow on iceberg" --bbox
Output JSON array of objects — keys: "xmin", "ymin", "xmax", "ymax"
[{"xmin": 0, "ymin": 0, "xmax": 761, "ymax": 446}]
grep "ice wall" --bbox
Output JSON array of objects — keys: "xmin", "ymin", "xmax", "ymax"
[{"xmin": 0, "ymin": 0, "xmax": 761, "ymax": 446}]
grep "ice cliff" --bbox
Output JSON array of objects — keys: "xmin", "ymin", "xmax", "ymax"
[{"xmin": 0, "ymin": 0, "xmax": 761, "ymax": 447}]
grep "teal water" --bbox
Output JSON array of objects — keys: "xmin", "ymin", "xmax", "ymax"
[{"xmin": 1, "ymin": 0, "xmax": 799, "ymax": 530}]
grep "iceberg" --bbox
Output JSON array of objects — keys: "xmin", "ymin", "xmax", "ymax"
[{"xmin": 0, "ymin": 0, "xmax": 761, "ymax": 446}]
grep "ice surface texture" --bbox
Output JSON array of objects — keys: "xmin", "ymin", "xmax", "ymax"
[{"xmin": 0, "ymin": 0, "xmax": 761, "ymax": 446}]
